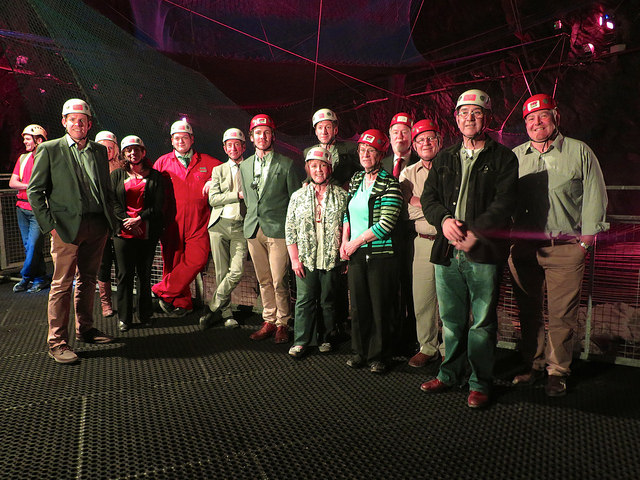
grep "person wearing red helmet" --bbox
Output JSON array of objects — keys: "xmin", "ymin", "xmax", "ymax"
[
  {"xmin": 509, "ymin": 93, "xmax": 608, "ymax": 397},
  {"xmin": 9, "ymin": 124, "xmax": 50, "ymax": 293},
  {"xmin": 382, "ymin": 112, "xmax": 421, "ymax": 356},
  {"xmin": 399, "ymin": 119, "xmax": 445, "ymax": 368},
  {"xmin": 28, "ymin": 99, "xmax": 118, "ymax": 364},
  {"xmin": 340, "ymin": 129, "xmax": 403, "ymax": 373},
  {"xmin": 239, "ymin": 114, "xmax": 301, "ymax": 343},
  {"xmin": 152, "ymin": 120, "xmax": 222, "ymax": 315},
  {"xmin": 420, "ymin": 89, "xmax": 518, "ymax": 408},
  {"xmin": 382, "ymin": 112, "xmax": 419, "ymax": 178}
]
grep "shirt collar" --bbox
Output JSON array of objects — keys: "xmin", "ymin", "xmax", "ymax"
[
  {"xmin": 175, "ymin": 149, "xmax": 193, "ymax": 159},
  {"xmin": 65, "ymin": 133, "xmax": 92, "ymax": 151},
  {"xmin": 525, "ymin": 132, "xmax": 564, "ymax": 155},
  {"xmin": 227, "ymin": 158, "xmax": 242, "ymax": 167}
]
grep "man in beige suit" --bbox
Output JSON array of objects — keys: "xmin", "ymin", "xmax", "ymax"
[{"xmin": 199, "ymin": 128, "xmax": 248, "ymax": 330}]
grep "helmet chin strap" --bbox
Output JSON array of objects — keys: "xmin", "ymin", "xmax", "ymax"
[{"xmin": 530, "ymin": 126, "xmax": 559, "ymax": 149}]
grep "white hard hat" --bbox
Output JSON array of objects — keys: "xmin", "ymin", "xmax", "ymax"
[
  {"xmin": 170, "ymin": 120, "xmax": 193, "ymax": 136},
  {"xmin": 305, "ymin": 146, "xmax": 332, "ymax": 165},
  {"xmin": 455, "ymin": 89, "xmax": 492, "ymax": 111},
  {"xmin": 120, "ymin": 135, "xmax": 145, "ymax": 150},
  {"xmin": 62, "ymin": 98, "xmax": 91, "ymax": 117},
  {"xmin": 312, "ymin": 108, "xmax": 338, "ymax": 127},
  {"xmin": 95, "ymin": 130, "xmax": 117, "ymax": 144},
  {"xmin": 22, "ymin": 124, "xmax": 47, "ymax": 140},
  {"xmin": 223, "ymin": 128, "xmax": 245, "ymax": 143}
]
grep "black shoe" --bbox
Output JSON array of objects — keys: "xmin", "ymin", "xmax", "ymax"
[
  {"xmin": 158, "ymin": 298, "xmax": 175, "ymax": 314},
  {"xmin": 199, "ymin": 310, "xmax": 221, "ymax": 330},
  {"xmin": 545, "ymin": 375, "xmax": 567, "ymax": 397},
  {"xmin": 172, "ymin": 307, "xmax": 192, "ymax": 317},
  {"xmin": 369, "ymin": 361, "xmax": 386, "ymax": 374},
  {"xmin": 119, "ymin": 321, "xmax": 130, "ymax": 332},
  {"xmin": 346, "ymin": 355, "xmax": 365, "ymax": 369}
]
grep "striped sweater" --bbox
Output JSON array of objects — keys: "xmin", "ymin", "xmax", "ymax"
[{"xmin": 344, "ymin": 168, "xmax": 403, "ymax": 256}]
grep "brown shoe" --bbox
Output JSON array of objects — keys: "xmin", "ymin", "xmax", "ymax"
[
  {"xmin": 467, "ymin": 390, "xmax": 490, "ymax": 408},
  {"xmin": 250, "ymin": 321, "xmax": 277, "ymax": 341},
  {"xmin": 48, "ymin": 344, "xmax": 79, "ymax": 364},
  {"xmin": 420, "ymin": 377, "xmax": 449, "ymax": 393},
  {"xmin": 76, "ymin": 328, "xmax": 115, "ymax": 344},
  {"xmin": 545, "ymin": 375, "xmax": 567, "ymax": 397},
  {"xmin": 512, "ymin": 368, "xmax": 545, "ymax": 386},
  {"xmin": 274, "ymin": 326, "xmax": 290, "ymax": 344},
  {"xmin": 408, "ymin": 352, "xmax": 438, "ymax": 368}
]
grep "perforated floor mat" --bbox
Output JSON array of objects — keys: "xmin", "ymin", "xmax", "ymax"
[{"xmin": 1, "ymin": 280, "xmax": 639, "ymax": 479}]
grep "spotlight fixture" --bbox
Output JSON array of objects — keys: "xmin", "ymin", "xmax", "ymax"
[
  {"xmin": 583, "ymin": 43, "xmax": 595, "ymax": 55},
  {"xmin": 553, "ymin": 20, "xmax": 563, "ymax": 31},
  {"xmin": 599, "ymin": 13, "xmax": 614, "ymax": 30}
]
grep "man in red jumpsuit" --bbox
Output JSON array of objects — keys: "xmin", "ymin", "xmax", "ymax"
[{"xmin": 152, "ymin": 120, "xmax": 222, "ymax": 315}]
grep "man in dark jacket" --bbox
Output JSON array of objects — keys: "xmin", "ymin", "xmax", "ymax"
[{"xmin": 419, "ymin": 89, "xmax": 518, "ymax": 408}]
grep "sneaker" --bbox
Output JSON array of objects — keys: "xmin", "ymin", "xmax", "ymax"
[
  {"xmin": 369, "ymin": 361, "xmax": 386, "ymax": 373},
  {"xmin": 288, "ymin": 345, "xmax": 305, "ymax": 358},
  {"xmin": 76, "ymin": 328, "xmax": 115, "ymax": 344},
  {"xmin": 27, "ymin": 282, "xmax": 50, "ymax": 293},
  {"xmin": 224, "ymin": 318, "xmax": 239, "ymax": 328},
  {"xmin": 48, "ymin": 344, "xmax": 79, "ymax": 364},
  {"xmin": 157, "ymin": 298, "xmax": 175, "ymax": 314},
  {"xmin": 318, "ymin": 342, "xmax": 332, "ymax": 353},
  {"xmin": 13, "ymin": 279, "xmax": 30, "ymax": 293}
]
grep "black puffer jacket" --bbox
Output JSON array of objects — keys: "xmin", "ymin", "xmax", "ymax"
[{"xmin": 421, "ymin": 136, "xmax": 518, "ymax": 265}]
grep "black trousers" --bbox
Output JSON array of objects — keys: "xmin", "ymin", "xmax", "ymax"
[
  {"xmin": 348, "ymin": 249, "xmax": 398, "ymax": 363},
  {"xmin": 113, "ymin": 236, "xmax": 158, "ymax": 324}
]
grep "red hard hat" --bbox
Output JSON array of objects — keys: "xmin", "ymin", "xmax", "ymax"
[
  {"xmin": 411, "ymin": 119, "xmax": 440, "ymax": 141},
  {"xmin": 250, "ymin": 114, "xmax": 276, "ymax": 132},
  {"xmin": 522, "ymin": 94, "xmax": 557, "ymax": 119},
  {"xmin": 389, "ymin": 112, "xmax": 414, "ymax": 128},
  {"xmin": 358, "ymin": 129, "xmax": 389, "ymax": 152}
]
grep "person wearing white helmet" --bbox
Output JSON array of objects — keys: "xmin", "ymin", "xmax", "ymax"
[
  {"xmin": 94, "ymin": 130, "xmax": 121, "ymax": 318},
  {"xmin": 239, "ymin": 114, "xmax": 301, "ymax": 343},
  {"xmin": 110, "ymin": 135, "xmax": 165, "ymax": 332},
  {"xmin": 420, "ymin": 89, "xmax": 518, "ymax": 408},
  {"xmin": 198, "ymin": 128, "xmax": 249, "ymax": 330},
  {"xmin": 303, "ymin": 108, "xmax": 360, "ymax": 188},
  {"xmin": 9, "ymin": 124, "xmax": 50, "ymax": 293},
  {"xmin": 285, "ymin": 147, "xmax": 348, "ymax": 357},
  {"xmin": 399, "ymin": 119, "xmax": 445, "ymax": 367},
  {"xmin": 509, "ymin": 94, "xmax": 608, "ymax": 397},
  {"xmin": 152, "ymin": 119, "xmax": 222, "ymax": 316},
  {"xmin": 28, "ymin": 98, "xmax": 118, "ymax": 364}
]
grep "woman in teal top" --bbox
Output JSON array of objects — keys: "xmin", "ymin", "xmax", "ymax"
[{"xmin": 340, "ymin": 129, "xmax": 403, "ymax": 373}]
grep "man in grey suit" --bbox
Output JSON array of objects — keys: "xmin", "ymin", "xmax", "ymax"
[
  {"xmin": 28, "ymin": 98, "xmax": 117, "ymax": 364},
  {"xmin": 239, "ymin": 114, "xmax": 301, "ymax": 343},
  {"xmin": 199, "ymin": 128, "xmax": 248, "ymax": 330}
]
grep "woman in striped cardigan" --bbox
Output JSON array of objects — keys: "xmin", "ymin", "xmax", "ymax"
[{"xmin": 340, "ymin": 129, "xmax": 403, "ymax": 373}]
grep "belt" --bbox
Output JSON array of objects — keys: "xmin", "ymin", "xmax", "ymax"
[
  {"xmin": 418, "ymin": 233, "xmax": 436, "ymax": 240},
  {"xmin": 538, "ymin": 237, "xmax": 578, "ymax": 247}
]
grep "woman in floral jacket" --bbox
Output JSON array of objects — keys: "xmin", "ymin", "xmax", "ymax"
[{"xmin": 285, "ymin": 147, "xmax": 348, "ymax": 358}]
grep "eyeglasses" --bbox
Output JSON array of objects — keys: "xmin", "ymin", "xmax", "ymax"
[
  {"xmin": 358, "ymin": 146, "xmax": 378, "ymax": 156},
  {"xmin": 457, "ymin": 109, "xmax": 484, "ymax": 119},
  {"xmin": 414, "ymin": 136, "xmax": 439, "ymax": 145}
]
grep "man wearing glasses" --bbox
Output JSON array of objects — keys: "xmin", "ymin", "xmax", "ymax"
[
  {"xmin": 420, "ymin": 89, "xmax": 518, "ymax": 408},
  {"xmin": 399, "ymin": 119, "xmax": 445, "ymax": 368},
  {"xmin": 239, "ymin": 114, "xmax": 301, "ymax": 343}
]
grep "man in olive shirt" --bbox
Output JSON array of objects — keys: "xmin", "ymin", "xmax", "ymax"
[{"xmin": 509, "ymin": 93, "xmax": 608, "ymax": 396}]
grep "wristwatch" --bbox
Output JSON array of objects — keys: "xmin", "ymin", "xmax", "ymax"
[{"xmin": 579, "ymin": 241, "xmax": 592, "ymax": 251}]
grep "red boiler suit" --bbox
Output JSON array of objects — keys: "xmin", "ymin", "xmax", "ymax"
[{"xmin": 152, "ymin": 151, "xmax": 221, "ymax": 309}]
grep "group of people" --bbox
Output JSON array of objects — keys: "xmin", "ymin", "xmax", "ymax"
[{"xmin": 11, "ymin": 87, "xmax": 608, "ymax": 409}]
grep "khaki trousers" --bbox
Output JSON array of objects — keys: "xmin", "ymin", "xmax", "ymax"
[
  {"xmin": 208, "ymin": 218, "xmax": 248, "ymax": 318},
  {"xmin": 47, "ymin": 215, "xmax": 108, "ymax": 348},
  {"xmin": 509, "ymin": 240, "xmax": 586, "ymax": 376},
  {"xmin": 247, "ymin": 227, "xmax": 291, "ymax": 326},
  {"xmin": 412, "ymin": 235, "xmax": 444, "ymax": 356}
]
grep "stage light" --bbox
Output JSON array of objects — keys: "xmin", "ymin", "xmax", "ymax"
[
  {"xmin": 599, "ymin": 13, "xmax": 615, "ymax": 30},
  {"xmin": 553, "ymin": 20, "xmax": 563, "ymax": 31},
  {"xmin": 583, "ymin": 43, "xmax": 595, "ymax": 55}
]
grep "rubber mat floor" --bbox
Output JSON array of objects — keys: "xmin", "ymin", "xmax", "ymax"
[{"xmin": 1, "ymin": 279, "xmax": 640, "ymax": 480}]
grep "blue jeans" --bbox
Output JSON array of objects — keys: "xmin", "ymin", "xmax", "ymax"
[
  {"xmin": 434, "ymin": 251, "xmax": 499, "ymax": 394},
  {"xmin": 16, "ymin": 207, "xmax": 47, "ymax": 284}
]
